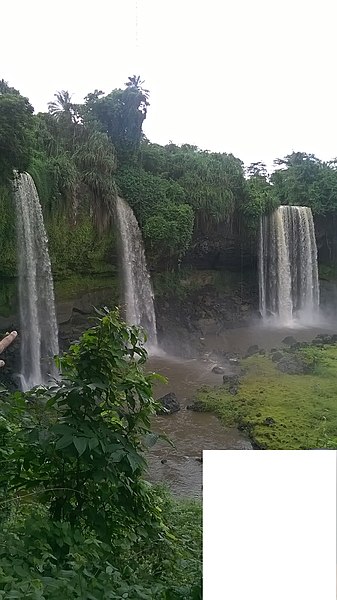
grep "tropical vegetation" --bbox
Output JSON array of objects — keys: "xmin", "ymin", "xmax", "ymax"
[
  {"xmin": 1, "ymin": 75, "xmax": 337, "ymax": 277},
  {"xmin": 0, "ymin": 310, "xmax": 202, "ymax": 598}
]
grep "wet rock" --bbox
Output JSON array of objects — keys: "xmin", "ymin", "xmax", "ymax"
[
  {"xmin": 313, "ymin": 334, "xmax": 332, "ymax": 345},
  {"xmin": 223, "ymin": 374, "xmax": 240, "ymax": 386},
  {"xmin": 259, "ymin": 349, "xmax": 266, "ymax": 355},
  {"xmin": 331, "ymin": 334, "xmax": 337, "ymax": 343},
  {"xmin": 245, "ymin": 344, "xmax": 259, "ymax": 357},
  {"xmin": 271, "ymin": 351, "xmax": 284, "ymax": 362},
  {"xmin": 229, "ymin": 384, "xmax": 239, "ymax": 395},
  {"xmin": 270, "ymin": 347, "xmax": 278, "ymax": 353},
  {"xmin": 229, "ymin": 357, "xmax": 240, "ymax": 365},
  {"xmin": 161, "ymin": 459, "xmax": 167, "ymax": 464},
  {"xmin": 157, "ymin": 392, "xmax": 180, "ymax": 414},
  {"xmin": 186, "ymin": 401, "xmax": 208, "ymax": 412},
  {"xmin": 212, "ymin": 366, "xmax": 225, "ymax": 374},
  {"xmin": 195, "ymin": 456, "xmax": 203, "ymax": 463},
  {"xmin": 282, "ymin": 336, "xmax": 297, "ymax": 346},
  {"xmin": 276, "ymin": 355, "xmax": 309, "ymax": 375}
]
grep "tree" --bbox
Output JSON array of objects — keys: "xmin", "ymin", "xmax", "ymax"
[
  {"xmin": 48, "ymin": 90, "xmax": 80, "ymax": 125},
  {"xmin": 143, "ymin": 202, "xmax": 194, "ymax": 266},
  {"xmin": 83, "ymin": 75, "xmax": 150, "ymax": 158},
  {"xmin": 267, "ymin": 151, "xmax": 337, "ymax": 215},
  {"xmin": 242, "ymin": 165, "xmax": 278, "ymax": 229},
  {"xmin": 0, "ymin": 79, "xmax": 34, "ymax": 183}
]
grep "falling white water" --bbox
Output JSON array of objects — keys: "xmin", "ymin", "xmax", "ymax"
[
  {"xmin": 259, "ymin": 205, "xmax": 320, "ymax": 326},
  {"xmin": 14, "ymin": 172, "xmax": 59, "ymax": 390},
  {"xmin": 115, "ymin": 196, "xmax": 158, "ymax": 347}
]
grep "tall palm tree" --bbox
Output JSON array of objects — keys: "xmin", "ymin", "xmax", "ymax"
[
  {"xmin": 48, "ymin": 90, "xmax": 80, "ymax": 124},
  {"xmin": 125, "ymin": 75, "xmax": 149, "ymax": 102}
]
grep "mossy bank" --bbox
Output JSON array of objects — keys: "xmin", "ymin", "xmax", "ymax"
[{"xmin": 196, "ymin": 341, "xmax": 337, "ymax": 449}]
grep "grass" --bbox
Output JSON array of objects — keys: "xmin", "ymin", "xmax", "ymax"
[{"xmin": 196, "ymin": 345, "xmax": 337, "ymax": 449}]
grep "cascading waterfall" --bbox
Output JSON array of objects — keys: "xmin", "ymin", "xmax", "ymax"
[
  {"xmin": 14, "ymin": 172, "xmax": 59, "ymax": 390},
  {"xmin": 115, "ymin": 196, "xmax": 157, "ymax": 347},
  {"xmin": 259, "ymin": 205, "xmax": 320, "ymax": 326}
]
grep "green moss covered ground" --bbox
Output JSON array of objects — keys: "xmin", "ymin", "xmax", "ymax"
[{"xmin": 197, "ymin": 345, "xmax": 337, "ymax": 449}]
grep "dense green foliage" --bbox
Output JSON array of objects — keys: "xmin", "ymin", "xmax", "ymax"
[
  {"xmin": 1, "ymin": 75, "xmax": 337, "ymax": 277},
  {"xmin": 82, "ymin": 76, "xmax": 150, "ymax": 160},
  {"xmin": 271, "ymin": 152, "xmax": 337, "ymax": 214},
  {"xmin": 0, "ymin": 80, "xmax": 34, "ymax": 184},
  {"xmin": 0, "ymin": 310, "xmax": 202, "ymax": 598}
]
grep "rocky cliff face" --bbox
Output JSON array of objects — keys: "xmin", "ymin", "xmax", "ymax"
[
  {"xmin": 182, "ymin": 218, "xmax": 257, "ymax": 271},
  {"xmin": 315, "ymin": 213, "xmax": 337, "ymax": 265}
]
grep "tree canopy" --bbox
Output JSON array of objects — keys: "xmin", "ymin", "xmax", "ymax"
[{"xmin": 0, "ymin": 79, "xmax": 34, "ymax": 183}]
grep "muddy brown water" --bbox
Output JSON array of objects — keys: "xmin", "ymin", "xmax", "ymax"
[
  {"xmin": 146, "ymin": 353, "xmax": 252, "ymax": 499},
  {"xmin": 145, "ymin": 320, "xmax": 337, "ymax": 498}
]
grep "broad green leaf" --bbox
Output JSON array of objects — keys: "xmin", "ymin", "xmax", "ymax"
[
  {"xmin": 73, "ymin": 436, "xmax": 87, "ymax": 456},
  {"xmin": 55, "ymin": 435, "xmax": 73, "ymax": 450}
]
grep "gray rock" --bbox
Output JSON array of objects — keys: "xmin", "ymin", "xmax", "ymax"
[
  {"xmin": 276, "ymin": 355, "xmax": 308, "ymax": 375},
  {"xmin": 271, "ymin": 351, "xmax": 284, "ymax": 362},
  {"xmin": 245, "ymin": 344, "xmax": 259, "ymax": 357},
  {"xmin": 186, "ymin": 401, "xmax": 208, "ymax": 412},
  {"xmin": 212, "ymin": 366, "xmax": 225, "ymax": 374},
  {"xmin": 263, "ymin": 417, "xmax": 275, "ymax": 426},
  {"xmin": 282, "ymin": 336, "xmax": 297, "ymax": 346},
  {"xmin": 229, "ymin": 385, "xmax": 239, "ymax": 395},
  {"xmin": 157, "ymin": 392, "xmax": 180, "ymax": 414},
  {"xmin": 223, "ymin": 374, "xmax": 240, "ymax": 395},
  {"xmin": 314, "ymin": 334, "xmax": 332, "ymax": 345}
]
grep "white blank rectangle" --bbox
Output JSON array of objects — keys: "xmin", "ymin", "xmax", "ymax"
[{"xmin": 203, "ymin": 450, "xmax": 336, "ymax": 600}]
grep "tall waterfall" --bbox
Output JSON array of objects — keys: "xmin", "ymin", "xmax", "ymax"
[
  {"xmin": 14, "ymin": 172, "xmax": 59, "ymax": 390},
  {"xmin": 115, "ymin": 196, "xmax": 157, "ymax": 347},
  {"xmin": 259, "ymin": 205, "xmax": 319, "ymax": 325}
]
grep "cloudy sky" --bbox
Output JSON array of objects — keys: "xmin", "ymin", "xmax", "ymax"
[{"xmin": 2, "ymin": 0, "xmax": 337, "ymax": 171}]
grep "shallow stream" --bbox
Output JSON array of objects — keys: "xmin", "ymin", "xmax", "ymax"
[{"xmin": 146, "ymin": 320, "xmax": 335, "ymax": 498}]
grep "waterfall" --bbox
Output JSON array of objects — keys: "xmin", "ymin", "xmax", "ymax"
[
  {"xmin": 259, "ymin": 205, "xmax": 319, "ymax": 326},
  {"xmin": 115, "ymin": 196, "xmax": 157, "ymax": 347},
  {"xmin": 14, "ymin": 172, "xmax": 59, "ymax": 390}
]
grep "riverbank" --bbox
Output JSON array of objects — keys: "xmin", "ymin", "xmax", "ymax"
[{"xmin": 195, "ymin": 338, "xmax": 337, "ymax": 449}]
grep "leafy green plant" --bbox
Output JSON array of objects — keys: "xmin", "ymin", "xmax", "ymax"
[{"xmin": 0, "ymin": 309, "xmax": 202, "ymax": 599}]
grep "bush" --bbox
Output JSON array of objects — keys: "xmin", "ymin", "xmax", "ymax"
[{"xmin": 0, "ymin": 310, "xmax": 202, "ymax": 599}]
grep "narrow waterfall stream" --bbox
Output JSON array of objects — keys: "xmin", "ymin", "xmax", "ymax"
[
  {"xmin": 14, "ymin": 172, "xmax": 59, "ymax": 390},
  {"xmin": 259, "ymin": 205, "xmax": 320, "ymax": 326},
  {"xmin": 115, "ymin": 196, "xmax": 158, "ymax": 347}
]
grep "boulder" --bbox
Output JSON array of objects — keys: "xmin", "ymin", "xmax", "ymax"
[
  {"xmin": 281, "ymin": 336, "xmax": 297, "ymax": 346},
  {"xmin": 245, "ymin": 344, "xmax": 259, "ymax": 357},
  {"xmin": 313, "ymin": 334, "xmax": 332, "ymax": 345},
  {"xmin": 276, "ymin": 355, "xmax": 308, "ymax": 375},
  {"xmin": 229, "ymin": 384, "xmax": 239, "ymax": 395},
  {"xmin": 222, "ymin": 374, "xmax": 240, "ymax": 386},
  {"xmin": 186, "ymin": 401, "xmax": 208, "ymax": 412},
  {"xmin": 212, "ymin": 366, "xmax": 225, "ymax": 375},
  {"xmin": 157, "ymin": 392, "xmax": 180, "ymax": 414},
  {"xmin": 271, "ymin": 351, "xmax": 284, "ymax": 362}
]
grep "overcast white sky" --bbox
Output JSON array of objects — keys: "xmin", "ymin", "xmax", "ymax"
[{"xmin": 2, "ymin": 0, "xmax": 337, "ymax": 171}]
